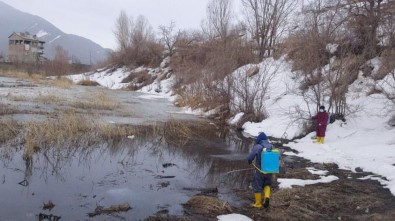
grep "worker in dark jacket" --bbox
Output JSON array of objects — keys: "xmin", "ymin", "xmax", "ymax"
[
  {"xmin": 313, "ymin": 105, "xmax": 329, "ymax": 144},
  {"xmin": 247, "ymin": 132, "xmax": 273, "ymax": 208}
]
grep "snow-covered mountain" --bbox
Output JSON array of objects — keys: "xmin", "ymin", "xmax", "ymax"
[{"xmin": 0, "ymin": 1, "xmax": 111, "ymax": 64}]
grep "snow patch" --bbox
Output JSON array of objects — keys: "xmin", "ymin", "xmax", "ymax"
[
  {"xmin": 228, "ymin": 112, "xmax": 245, "ymax": 125},
  {"xmin": 217, "ymin": 214, "xmax": 253, "ymax": 221},
  {"xmin": 48, "ymin": 35, "xmax": 62, "ymax": 44},
  {"xmin": 36, "ymin": 30, "xmax": 48, "ymax": 38},
  {"xmin": 326, "ymin": 43, "xmax": 338, "ymax": 54},
  {"xmin": 278, "ymin": 175, "xmax": 339, "ymax": 189}
]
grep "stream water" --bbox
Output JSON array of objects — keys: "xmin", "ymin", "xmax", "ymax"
[
  {"xmin": 0, "ymin": 77, "xmax": 255, "ymax": 220},
  {"xmin": 0, "ymin": 125, "xmax": 254, "ymax": 221}
]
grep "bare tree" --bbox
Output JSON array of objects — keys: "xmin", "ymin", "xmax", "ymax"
[
  {"xmin": 130, "ymin": 15, "xmax": 155, "ymax": 47},
  {"xmin": 241, "ymin": 0, "xmax": 297, "ymax": 59},
  {"xmin": 345, "ymin": 0, "xmax": 395, "ymax": 58},
  {"xmin": 226, "ymin": 61, "xmax": 278, "ymax": 121},
  {"xmin": 113, "ymin": 10, "xmax": 131, "ymax": 52},
  {"xmin": 45, "ymin": 46, "xmax": 71, "ymax": 76},
  {"xmin": 159, "ymin": 21, "xmax": 180, "ymax": 56},
  {"xmin": 206, "ymin": 0, "xmax": 234, "ymax": 40},
  {"xmin": 285, "ymin": 0, "xmax": 356, "ymax": 120},
  {"xmin": 112, "ymin": 12, "xmax": 163, "ymax": 67}
]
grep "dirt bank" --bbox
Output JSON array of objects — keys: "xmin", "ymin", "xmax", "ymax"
[{"xmin": 148, "ymin": 146, "xmax": 395, "ymax": 221}]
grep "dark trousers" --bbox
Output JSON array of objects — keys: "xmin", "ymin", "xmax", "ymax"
[{"xmin": 253, "ymin": 170, "xmax": 272, "ymax": 193}]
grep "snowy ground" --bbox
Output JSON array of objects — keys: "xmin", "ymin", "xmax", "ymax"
[
  {"xmin": 68, "ymin": 56, "xmax": 395, "ymax": 220},
  {"xmin": 235, "ymin": 58, "xmax": 395, "ymax": 197}
]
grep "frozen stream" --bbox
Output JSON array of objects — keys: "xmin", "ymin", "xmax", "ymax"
[
  {"xmin": 0, "ymin": 76, "xmax": 253, "ymax": 220},
  {"xmin": 0, "ymin": 76, "xmax": 199, "ymax": 124}
]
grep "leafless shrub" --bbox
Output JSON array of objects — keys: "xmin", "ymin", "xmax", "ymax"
[
  {"xmin": 285, "ymin": 0, "xmax": 343, "ymax": 75},
  {"xmin": 284, "ymin": 0, "xmax": 363, "ymax": 119},
  {"xmin": 77, "ymin": 79, "xmax": 100, "ymax": 86},
  {"xmin": 44, "ymin": 46, "xmax": 72, "ymax": 76},
  {"xmin": 171, "ymin": 28, "xmax": 255, "ymax": 117},
  {"xmin": 326, "ymin": 55, "xmax": 362, "ymax": 117},
  {"xmin": 122, "ymin": 70, "xmax": 149, "ymax": 83},
  {"xmin": 125, "ymin": 71, "xmax": 156, "ymax": 90},
  {"xmin": 345, "ymin": 0, "xmax": 394, "ymax": 59},
  {"xmin": 226, "ymin": 61, "xmax": 278, "ymax": 122}
]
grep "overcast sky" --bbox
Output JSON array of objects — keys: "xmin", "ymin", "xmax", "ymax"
[{"xmin": 1, "ymin": 0, "xmax": 214, "ymax": 49}]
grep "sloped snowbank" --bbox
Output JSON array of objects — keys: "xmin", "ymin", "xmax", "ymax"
[
  {"xmin": 68, "ymin": 65, "xmax": 175, "ymax": 98},
  {"xmin": 238, "ymin": 57, "xmax": 395, "ymax": 195},
  {"xmin": 68, "ymin": 56, "xmax": 395, "ymax": 198},
  {"xmin": 233, "ymin": 57, "xmax": 307, "ymax": 139}
]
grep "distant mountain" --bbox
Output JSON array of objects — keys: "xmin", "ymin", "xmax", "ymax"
[{"xmin": 0, "ymin": 1, "xmax": 111, "ymax": 64}]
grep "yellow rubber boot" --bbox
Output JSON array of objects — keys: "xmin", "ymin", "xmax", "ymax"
[
  {"xmin": 313, "ymin": 136, "xmax": 320, "ymax": 143},
  {"xmin": 263, "ymin": 186, "xmax": 270, "ymax": 208},
  {"xmin": 251, "ymin": 193, "xmax": 262, "ymax": 208},
  {"xmin": 320, "ymin": 137, "xmax": 325, "ymax": 144}
]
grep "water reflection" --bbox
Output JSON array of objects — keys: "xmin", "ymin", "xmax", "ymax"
[{"xmin": 0, "ymin": 121, "xmax": 254, "ymax": 220}]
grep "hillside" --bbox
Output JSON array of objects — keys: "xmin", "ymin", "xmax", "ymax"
[
  {"xmin": 68, "ymin": 53, "xmax": 395, "ymax": 198},
  {"xmin": 0, "ymin": 1, "xmax": 111, "ymax": 64}
]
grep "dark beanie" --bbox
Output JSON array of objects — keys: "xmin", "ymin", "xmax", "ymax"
[{"xmin": 255, "ymin": 132, "xmax": 268, "ymax": 144}]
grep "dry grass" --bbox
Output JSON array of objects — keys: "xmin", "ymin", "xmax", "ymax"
[
  {"xmin": 0, "ymin": 119, "xmax": 19, "ymax": 143},
  {"xmin": 24, "ymin": 111, "xmax": 91, "ymax": 158},
  {"xmin": 174, "ymin": 92, "xmax": 204, "ymax": 109},
  {"xmin": 1, "ymin": 70, "xmax": 72, "ymax": 89},
  {"xmin": 95, "ymin": 123, "xmax": 138, "ymax": 141},
  {"xmin": 23, "ymin": 111, "xmax": 141, "ymax": 158},
  {"xmin": 70, "ymin": 92, "xmax": 120, "ymax": 110},
  {"xmin": 6, "ymin": 92, "xmax": 62, "ymax": 104},
  {"xmin": 183, "ymin": 196, "xmax": 232, "ymax": 217},
  {"xmin": 0, "ymin": 69, "xmax": 43, "ymax": 81},
  {"xmin": 5, "ymin": 93, "xmax": 28, "ymax": 102},
  {"xmin": 235, "ymin": 177, "xmax": 395, "ymax": 221},
  {"xmin": 49, "ymin": 77, "xmax": 73, "ymax": 89},
  {"xmin": 24, "ymin": 112, "xmax": 91, "ymax": 153},
  {"xmin": 164, "ymin": 116, "xmax": 195, "ymax": 147},
  {"xmin": 77, "ymin": 79, "xmax": 100, "ymax": 86},
  {"xmin": 122, "ymin": 70, "xmax": 151, "ymax": 83},
  {"xmin": 0, "ymin": 103, "xmax": 19, "ymax": 115},
  {"xmin": 36, "ymin": 93, "xmax": 62, "ymax": 104}
]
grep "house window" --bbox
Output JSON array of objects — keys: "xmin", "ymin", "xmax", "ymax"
[{"xmin": 9, "ymin": 40, "xmax": 15, "ymax": 45}]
